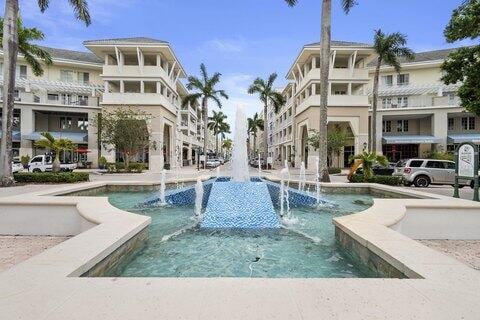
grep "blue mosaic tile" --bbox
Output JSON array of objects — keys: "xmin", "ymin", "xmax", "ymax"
[
  {"xmin": 201, "ymin": 181, "xmax": 280, "ymax": 229},
  {"xmin": 263, "ymin": 180, "xmax": 335, "ymax": 208}
]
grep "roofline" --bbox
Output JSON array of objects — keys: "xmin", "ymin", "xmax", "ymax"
[
  {"xmin": 367, "ymin": 59, "xmax": 444, "ymax": 72},
  {"xmin": 286, "ymin": 44, "xmax": 374, "ymax": 79},
  {"xmin": 84, "ymin": 42, "xmax": 187, "ymax": 78},
  {"xmin": 0, "ymin": 50, "xmax": 103, "ymax": 68}
]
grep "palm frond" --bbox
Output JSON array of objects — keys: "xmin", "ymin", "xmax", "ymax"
[
  {"xmin": 342, "ymin": 0, "xmax": 357, "ymax": 14},
  {"xmin": 68, "ymin": 0, "xmax": 91, "ymax": 26},
  {"xmin": 284, "ymin": 0, "xmax": 297, "ymax": 7}
]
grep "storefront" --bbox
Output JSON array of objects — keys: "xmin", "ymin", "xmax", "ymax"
[{"xmin": 382, "ymin": 135, "xmax": 439, "ymax": 162}]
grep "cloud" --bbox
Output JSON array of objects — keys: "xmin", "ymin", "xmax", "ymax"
[{"xmin": 201, "ymin": 38, "xmax": 246, "ymax": 53}]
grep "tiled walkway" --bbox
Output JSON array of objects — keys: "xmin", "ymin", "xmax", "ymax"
[{"xmin": 0, "ymin": 236, "xmax": 69, "ymax": 272}]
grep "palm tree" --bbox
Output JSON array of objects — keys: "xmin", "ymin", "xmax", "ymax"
[
  {"xmin": 352, "ymin": 151, "xmax": 388, "ymax": 181},
  {"xmin": 34, "ymin": 132, "xmax": 76, "ymax": 172},
  {"xmin": 248, "ymin": 73, "xmax": 285, "ymax": 158},
  {"xmin": 284, "ymin": 0, "xmax": 356, "ymax": 182},
  {"xmin": 207, "ymin": 110, "xmax": 228, "ymax": 155},
  {"xmin": 1, "ymin": 0, "xmax": 90, "ymax": 186},
  {"xmin": 222, "ymin": 138, "xmax": 233, "ymax": 155},
  {"xmin": 183, "ymin": 63, "xmax": 229, "ymax": 168},
  {"xmin": 371, "ymin": 30, "xmax": 414, "ymax": 154},
  {"xmin": 247, "ymin": 113, "xmax": 264, "ymax": 155}
]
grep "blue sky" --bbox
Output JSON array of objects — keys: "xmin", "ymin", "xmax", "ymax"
[{"xmin": 14, "ymin": 0, "xmax": 472, "ymax": 130}]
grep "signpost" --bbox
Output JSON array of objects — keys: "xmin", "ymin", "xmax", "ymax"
[{"xmin": 454, "ymin": 142, "xmax": 479, "ymax": 201}]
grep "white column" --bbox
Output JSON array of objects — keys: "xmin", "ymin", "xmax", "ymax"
[
  {"xmin": 375, "ymin": 113, "xmax": 383, "ymax": 153},
  {"xmin": 433, "ymin": 112, "xmax": 448, "ymax": 151},
  {"xmin": 140, "ymin": 81, "xmax": 145, "ymax": 94},
  {"xmin": 348, "ymin": 83, "xmax": 352, "ymax": 95},
  {"xmin": 156, "ymin": 82, "xmax": 161, "ymax": 94},
  {"xmin": 120, "ymin": 80, "xmax": 125, "ymax": 93},
  {"xmin": 156, "ymin": 54, "xmax": 161, "ymax": 67},
  {"xmin": 104, "ymin": 81, "xmax": 110, "ymax": 93},
  {"xmin": 19, "ymin": 106, "xmax": 34, "ymax": 157},
  {"xmin": 87, "ymin": 111, "xmax": 99, "ymax": 167}
]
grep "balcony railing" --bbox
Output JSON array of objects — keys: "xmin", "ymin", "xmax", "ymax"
[{"xmin": 377, "ymin": 95, "xmax": 460, "ymax": 110}]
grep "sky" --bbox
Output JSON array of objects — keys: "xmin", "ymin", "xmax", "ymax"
[{"xmin": 10, "ymin": 0, "xmax": 474, "ymax": 132}]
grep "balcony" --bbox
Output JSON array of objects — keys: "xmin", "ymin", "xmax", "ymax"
[
  {"xmin": 377, "ymin": 95, "xmax": 460, "ymax": 110},
  {"xmin": 102, "ymin": 65, "xmax": 176, "ymax": 88},
  {"xmin": 7, "ymin": 91, "xmax": 99, "ymax": 108},
  {"xmin": 298, "ymin": 67, "xmax": 369, "ymax": 91},
  {"xmin": 297, "ymin": 94, "xmax": 369, "ymax": 113},
  {"xmin": 102, "ymin": 93, "xmax": 177, "ymax": 113}
]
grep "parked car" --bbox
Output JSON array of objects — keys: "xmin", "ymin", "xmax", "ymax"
[
  {"xmin": 394, "ymin": 158, "xmax": 472, "ymax": 188},
  {"xmin": 355, "ymin": 162, "xmax": 395, "ymax": 176},
  {"xmin": 28, "ymin": 155, "xmax": 77, "ymax": 173},
  {"xmin": 205, "ymin": 158, "xmax": 221, "ymax": 168},
  {"xmin": 12, "ymin": 160, "xmax": 24, "ymax": 173}
]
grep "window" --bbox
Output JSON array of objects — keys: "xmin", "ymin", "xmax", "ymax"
[
  {"xmin": 445, "ymin": 162, "xmax": 455, "ymax": 170},
  {"xmin": 397, "ymin": 120, "xmax": 409, "ymax": 132},
  {"xmin": 78, "ymin": 95, "xmax": 88, "ymax": 106},
  {"xmin": 334, "ymin": 90, "xmax": 347, "ymax": 95},
  {"xmin": 13, "ymin": 110, "xmax": 20, "ymax": 127},
  {"xmin": 381, "ymin": 75, "xmax": 393, "ymax": 86},
  {"xmin": 77, "ymin": 118, "xmax": 88, "ymax": 131},
  {"xmin": 19, "ymin": 65, "xmax": 27, "ymax": 79},
  {"xmin": 448, "ymin": 118, "xmax": 455, "ymax": 130},
  {"xmin": 397, "ymin": 97, "xmax": 408, "ymax": 108},
  {"xmin": 462, "ymin": 117, "xmax": 475, "ymax": 130},
  {"xmin": 382, "ymin": 98, "xmax": 392, "ymax": 108},
  {"xmin": 426, "ymin": 161, "xmax": 446, "ymax": 169},
  {"xmin": 60, "ymin": 117, "xmax": 72, "ymax": 130},
  {"xmin": 382, "ymin": 120, "xmax": 391, "ymax": 133},
  {"xmin": 448, "ymin": 93, "xmax": 456, "ymax": 106},
  {"xmin": 77, "ymin": 72, "xmax": 90, "ymax": 84},
  {"xmin": 60, "ymin": 70, "xmax": 74, "ymax": 82},
  {"xmin": 397, "ymin": 74, "xmax": 409, "ymax": 86},
  {"xmin": 47, "ymin": 94, "xmax": 59, "ymax": 102},
  {"xmin": 30, "ymin": 156, "xmax": 43, "ymax": 163},
  {"xmin": 409, "ymin": 160, "xmax": 424, "ymax": 168}
]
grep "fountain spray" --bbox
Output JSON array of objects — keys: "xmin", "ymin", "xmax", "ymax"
[
  {"xmin": 195, "ymin": 178, "xmax": 204, "ymax": 219},
  {"xmin": 258, "ymin": 153, "xmax": 261, "ymax": 176},
  {"xmin": 231, "ymin": 105, "xmax": 250, "ymax": 182},
  {"xmin": 315, "ymin": 157, "xmax": 321, "ymax": 205},
  {"xmin": 159, "ymin": 169, "xmax": 167, "ymax": 205},
  {"xmin": 299, "ymin": 161, "xmax": 306, "ymax": 192}
]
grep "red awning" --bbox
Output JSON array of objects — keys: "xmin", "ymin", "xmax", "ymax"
[{"xmin": 76, "ymin": 148, "xmax": 91, "ymax": 154}]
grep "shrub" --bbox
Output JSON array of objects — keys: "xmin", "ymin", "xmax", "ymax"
[
  {"xmin": 14, "ymin": 172, "xmax": 89, "ymax": 184},
  {"xmin": 20, "ymin": 155, "xmax": 31, "ymax": 167},
  {"xmin": 127, "ymin": 162, "xmax": 146, "ymax": 173},
  {"xmin": 348, "ymin": 174, "xmax": 403, "ymax": 186},
  {"xmin": 328, "ymin": 167, "xmax": 342, "ymax": 174},
  {"xmin": 98, "ymin": 156, "xmax": 107, "ymax": 167}
]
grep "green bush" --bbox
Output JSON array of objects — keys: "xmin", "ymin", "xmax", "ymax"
[
  {"xmin": 127, "ymin": 162, "xmax": 146, "ymax": 173},
  {"xmin": 328, "ymin": 167, "xmax": 342, "ymax": 174},
  {"xmin": 20, "ymin": 155, "xmax": 31, "ymax": 167},
  {"xmin": 348, "ymin": 174, "xmax": 403, "ymax": 186},
  {"xmin": 14, "ymin": 172, "xmax": 89, "ymax": 184},
  {"xmin": 98, "ymin": 156, "xmax": 107, "ymax": 167}
]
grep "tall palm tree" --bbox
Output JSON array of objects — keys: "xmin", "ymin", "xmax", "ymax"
[
  {"xmin": 222, "ymin": 138, "xmax": 233, "ymax": 155},
  {"xmin": 247, "ymin": 112, "xmax": 264, "ymax": 155},
  {"xmin": 183, "ymin": 63, "xmax": 229, "ymax": 168},
  {"xmin": 371, "ymin": 30, "xmax": 414, "ymax": 153},
  {"xmin": 34, "ymin": 132, "xmax": 76, "ymax": 172},
  {"xmin": 207, "ymin": 110, "xmax": 228, "ymax": 155},
  {"xmin": 248, "ymin": 73, "xmax": 285, "ymax": 158},
  {"xmin": 284, "ymin": 0, "xmax": 356, "ymax": 182},
  {"xmin": 1, "ymin": 0, "xmax": 90, "ymax": 186}
]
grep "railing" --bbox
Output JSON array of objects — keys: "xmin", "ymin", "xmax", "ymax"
[{"xmin": 377, "ymin": 95, "xmax": 460, "ymax": 109}]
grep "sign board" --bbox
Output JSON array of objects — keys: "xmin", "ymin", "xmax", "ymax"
[
  {"xmin": 458, "ymin": 144, "xmax": 475, "ymax": 178},
  {"xmin": 454, "ymin": 142, "xmax": 479, "ymax": 201},
  {"xmin": 199, "ymin": 155, "xmax": 206, "ymax": 162},
  {"xmin": 267, "ymin": 157, "xmax": 273, "ymax": 164}
]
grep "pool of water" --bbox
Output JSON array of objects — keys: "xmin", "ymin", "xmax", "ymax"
[{"xmin": 92, "ymin": 189, "xmax": 379, "ymax": 278}]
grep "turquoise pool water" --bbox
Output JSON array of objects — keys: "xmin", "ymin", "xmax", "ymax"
[{"xmin": 93, "ymin": 189, "xmax": 379, "ymax": 278}]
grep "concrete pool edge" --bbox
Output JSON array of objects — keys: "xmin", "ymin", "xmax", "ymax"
[{"xmin": 0, "ymin": 178, "xmax": 480, "ymax": 319}]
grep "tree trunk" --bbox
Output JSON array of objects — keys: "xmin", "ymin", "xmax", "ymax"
[
  {"xmin": 318, "ymin": 0, "xmax": 331, "ymax": 182},
  {"xmin": 215, "ymin": 133, "xmax": 219, "ymax": 155},
  {"xmin": 202, "ymin": 97, "xmax": 208, "ymax": 169},
  {"xmin": 371, "ymin": 59, "xmax": 381, "ymax": 154},
  {"xmin": 52, "ymin": 156, "xmax": 61, "ymax": 173},
  {"xmin": 0, "ymin": 0, "xmax": 19, "ymax": 187},
  {"xmin": 263, "ymin": 103, "xmax": 268, "ymax": 159},
  {"xmin": 253, "ymin": 133, "xmax": 256, "ymax": 155}
]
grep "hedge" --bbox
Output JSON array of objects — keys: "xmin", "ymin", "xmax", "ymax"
[
  {"xmin": 328, "ymin": 167, "xmax": 342, "ymax": 174},
  {"xmin": 348, "ymin": 174, "xmax": 403, "ymax": 186},
  {"xmin": 14, "ymin": 172, "xmax": 90, "ymax": 184},
  {"xmin": 106, "ymin": 162, "xmax": 146, "ymax": 173}
]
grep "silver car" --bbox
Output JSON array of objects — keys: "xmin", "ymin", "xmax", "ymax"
[{"xmin": 394, "ymin": 159, "xmax": 473, "ymax": 188}]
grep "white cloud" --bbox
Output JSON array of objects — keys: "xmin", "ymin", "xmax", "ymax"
[{"xmin": 201, "ymin": 38, "xmax": 246, "ymax": 53}]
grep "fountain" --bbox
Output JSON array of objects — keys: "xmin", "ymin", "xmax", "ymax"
[
  {"xmin": 194, "ymin": 178, "xmax": 204, "ymax": 219},
  {"xmin": 280, "ymin": 163, "xmax": 295, "ymax": 224},
  {"xmin": 231, "ymin": 105, "xmax": 250, "ymax": 182},
  {"xmin": 315, "ymin": 157, "xmax": 321, "ymax": 205},
  {"xmin": 258, "ymin": 153, "xmax": 261, "ymax": 176},
  {"xmin": 158, "ymin": 169, "xmax": 167, "ymax": 205},
  {"xmin": 216, "ymin": 166, "xmax": 220, "ymax": 178},
  {"xmin": 299, "ymin": 161, "xmax": 306, "ymax": 191},
  {"xmin": 201, "ymin": 105, "xmax": 279, "ymax": 229}
]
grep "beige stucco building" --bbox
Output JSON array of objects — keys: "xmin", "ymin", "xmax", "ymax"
[
  {"xmin": 1, "ymin": 37, "xmax": 204, "ymax": 171},
  {"xmin": 274, "ymin": 41, "xmax": 373, "ymax": 169},
  {"xmin": 368, "ymin": 48, "xmax": 479, "ymax": 162}
]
